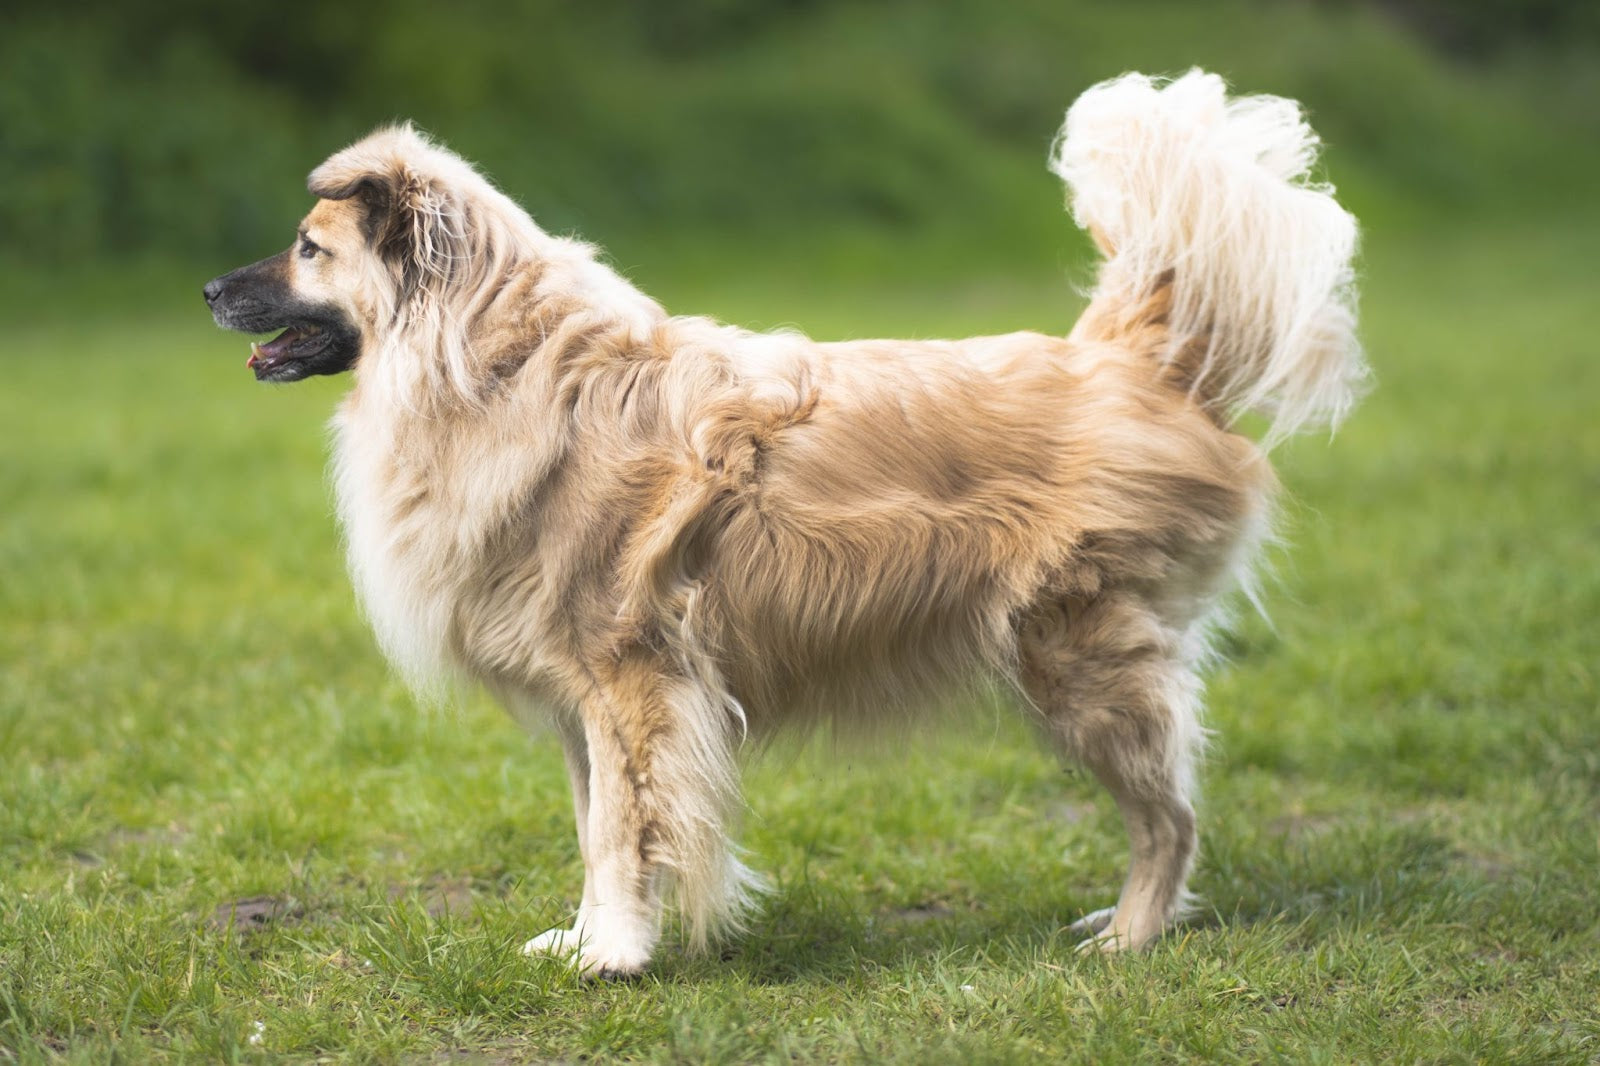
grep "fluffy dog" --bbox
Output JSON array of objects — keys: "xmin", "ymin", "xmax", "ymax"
[{"xmin": 205, "ymin": 70, "xmax": 1364, "ymax": 976}]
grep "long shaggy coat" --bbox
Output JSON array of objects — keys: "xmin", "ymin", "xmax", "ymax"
[{"xmin": 206, "ymin": 69, "xmax": 1364, "ymax": 976}]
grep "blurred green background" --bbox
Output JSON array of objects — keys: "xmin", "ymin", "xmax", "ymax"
[{"xmin": 4, "ymin": 0, "xmax": 1598, "ymax": 281}]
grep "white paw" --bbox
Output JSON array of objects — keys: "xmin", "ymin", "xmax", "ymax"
[
  {"xmin": 522, "ymin": 926, "xmax": 580, "ymax": 957},
  {"xmin": 522, "ymin": 923, "xmax": 651, "ymax": 979},
  {"xmin": 1071, "ymin": 905, "xmax": 1143, "ymax": 953},
  {"xmin": 1075, "ymin": 926, "xmax": 1134, "ymax": 954},
  {"xmin": 1067, "ymin": 905, "xmax": 1116, "ymax": 939}
]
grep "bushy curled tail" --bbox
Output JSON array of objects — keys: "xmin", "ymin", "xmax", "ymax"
[{"xmin": 1051, "ymin": 70, "xmax": 1367, "ymax": 443}]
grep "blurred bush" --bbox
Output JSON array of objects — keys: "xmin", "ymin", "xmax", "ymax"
[{"xmin": 2, "ymin": 0, "xmax": 1596, "ymax": 267}]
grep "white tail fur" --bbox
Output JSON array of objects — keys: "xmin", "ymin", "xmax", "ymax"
[{"xmin": 1051, "ymin": 70, "xmax": 1367, "ymax": 442}]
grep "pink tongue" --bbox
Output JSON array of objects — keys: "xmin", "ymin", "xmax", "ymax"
[{"xmin": 256, "ymin": 327, "xmax": 304, "ymax": 358}]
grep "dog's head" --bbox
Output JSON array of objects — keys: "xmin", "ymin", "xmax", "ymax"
[{"xmin": 204, "ymin": 124, "xmax": 492, "ymax": 384}]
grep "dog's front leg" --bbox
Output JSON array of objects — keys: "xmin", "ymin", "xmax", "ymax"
[
  {"xmin": 521, "ymin": 709, "xmax": 598, "ymax": 955},
  {"xmin": 553, "ymin": 709, "xmax": 593, "ymax": 875},
  {"xmin": 523, "ymin": 651, "xmax": 750, "ymax": 976},
  {"xmin": 523, "ymin": 672, "xmax": 666, "ymax": 978}
]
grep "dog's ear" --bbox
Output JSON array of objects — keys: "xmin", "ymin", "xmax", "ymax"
[
  {"xmin": 307, "ymin": 130, "xmax": 405, "ymax": 235},
  {"xmin": 307, "ymin": 124, "xmax": 473, "ymax": 308}
]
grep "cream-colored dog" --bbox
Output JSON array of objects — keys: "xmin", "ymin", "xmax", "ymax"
[{"xmin": 205, "ymin": 70, "xmax": 1364, "ymax": 976}]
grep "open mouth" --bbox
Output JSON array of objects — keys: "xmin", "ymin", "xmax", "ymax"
[{"xmin": 247, "ymin": 324, "xmax": 335, "ymax": 382}]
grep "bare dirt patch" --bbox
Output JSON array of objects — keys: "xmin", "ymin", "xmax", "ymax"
[{"xmin": 206, "ymin": 895, "xmax": 304, "ymax": 934}]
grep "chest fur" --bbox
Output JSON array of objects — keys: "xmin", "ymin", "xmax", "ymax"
[
  {"xmin": 330, "ymin": 406, "xmax": 466, "ymax": 691},
  {"xmin": 329, "ymin": 389, "xmax": 587, "ymax": 694}
]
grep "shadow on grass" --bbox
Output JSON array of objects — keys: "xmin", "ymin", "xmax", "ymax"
[{"xmin": 657, "ymin": 819, "xmax": 1531, "ymax": 985}]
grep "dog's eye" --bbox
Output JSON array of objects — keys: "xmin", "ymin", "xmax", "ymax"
[{"xmin": 299, "ymin": 238, "xmax": 322, "ymax": 260}]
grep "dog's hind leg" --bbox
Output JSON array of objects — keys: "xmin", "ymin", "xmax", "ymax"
[
  {"xmin": 1019, "ymin": 592, "xmax": 1204, "ymax": 953},
  {"xmin": 523, "ymin": 649, "xmax": 752, "ymax": 977}
]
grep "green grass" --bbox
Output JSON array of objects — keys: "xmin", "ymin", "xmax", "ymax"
[{"xmin": 3, "ymin": 216, "xmax": 1598, "ymax": 1063}]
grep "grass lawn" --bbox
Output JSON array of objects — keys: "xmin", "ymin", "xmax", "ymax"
[{"xmin": 2, "ymin": 217, "xmax": 1597, "ymax": 1063}]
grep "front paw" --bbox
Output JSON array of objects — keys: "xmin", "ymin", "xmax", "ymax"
[
  {"xmin": 522, "ymin": 924, "xmax": 650, "ymax": 979},
  {"xmin": 522, "ymin": 926, "xmax": 579, "ymax": 958},
  {"xmin": 1066, "ymin": 905, "xmax": 1117, "ymax": 939}
]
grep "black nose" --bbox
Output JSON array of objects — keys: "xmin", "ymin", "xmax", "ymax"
[{"xmin": 203, "ymin": 279, "xmax": 224, "ymax": 304}]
